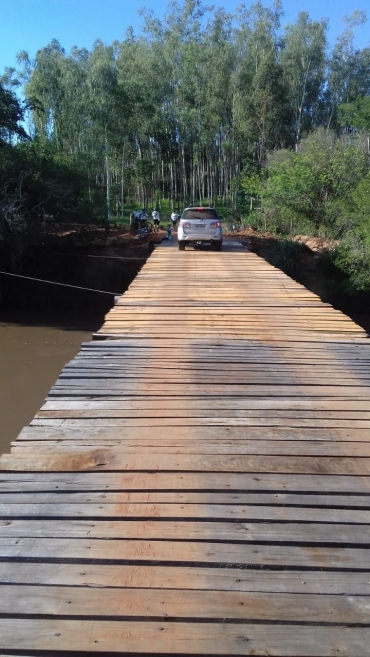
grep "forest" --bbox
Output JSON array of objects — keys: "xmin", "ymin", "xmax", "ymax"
[{"xmin": 0, "ymin": 0, "xmax": 370, "ymax": 288}]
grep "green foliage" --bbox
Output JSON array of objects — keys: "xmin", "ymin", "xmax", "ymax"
[
  {"xmin": 240, "ymin": 161, "xmax": 267, "ymax": 200},
  {"xmin": 12, "ymin": 0, "xmax": 334, "ymax": 211},
  {"xmin": 237, "ymin": 160, "xmax": 267, "ymax": 219},
  {"xmin": 0, "ymin": 136, "xmax": 103, "ymax": 269},
  {"xmin": 262, "ymin": 129, "xmax": 368, "ymax": 235},
  {"xmin": 338, "ymin": 96, "xmax": 370, "ymax": 132},
  {"xmin": 281, "ymin": 12, "xmax": 327, "ymax": 144},
  {"xmin": 334, "ymin": 174, "xmax": 370, "ymax": 289},
  {"xmin": 0, "ymin": 82, "xmax": 28, "ymax": 143}
]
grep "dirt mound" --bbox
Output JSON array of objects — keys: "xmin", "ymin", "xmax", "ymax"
[
  {"xmin": 292, "ymin": 235, "xmax": 339, "ymax": 252},
  {"xmin": 37, "ymin": 222, "xmax": 165, "ymax": 258},
  {"xmin": 224, "ymin": 228, "xmax": 339, "ymax": 256}
]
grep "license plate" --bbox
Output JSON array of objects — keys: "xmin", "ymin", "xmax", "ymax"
[{"xmin": 194, "ymin": 224, "xmax": 205, "ymax": 229}]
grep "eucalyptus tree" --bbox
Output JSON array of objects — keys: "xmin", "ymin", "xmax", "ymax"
[
  {"xmin": 85, "ymin": 41, "xmax": 120, "ymax": 219},
  {"xmin": 157, "ymin": 0, "xmax": 210, "ymax": 204},
  {"xmin": 325, "ymin": 11, "xmax": 367, "ymax": 129},
  {"xmin": 233, "ymin": 1, "xmax": 284, "ymax": 165},
  {"xmin": 281, "ymin": 12, "xmax": 327, "ymax": 148},
  {"xmin": 11, "ymin": 0, "xmax": 370, "ymax": 222},
  {"xmin": 250, "ymin": 53, "xmax": 292, "ymax": 164},
  {"xmin": 199, "ymin": 8, "xmax": 234, "ymax": 204},
  {"xmin": 22, "ymin": 40, "xmax": 68, "ymax": 142},
  {"xmin": 116, "ymin": 27, "xmax": 172, "ymax": 206}
]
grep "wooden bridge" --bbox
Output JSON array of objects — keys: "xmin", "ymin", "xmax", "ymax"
[{"xmin": 1, "ymin": 240, "xmax": 370, "ymax": 655}]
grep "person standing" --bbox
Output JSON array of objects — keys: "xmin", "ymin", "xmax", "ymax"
[
  {"xmin": 171, "ymin": 211, "xmax": 179, "ymax": 230},
  {"xmin": 152, "ymin": 207, "xmax": 160, "ymax": 231}
]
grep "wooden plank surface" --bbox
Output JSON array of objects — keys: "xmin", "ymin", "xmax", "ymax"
[
  {"xmin": 1, "ymin": 241, "xmax": 370, "ymax": 656},
  {"xmin": 1, "ymin": 470, "xmax": 370, "ymax": 492},
  {"xmin": 3, "ymin": 451, "xmax": 370, "ymax": 473},
  {"xmin": 0, "ymin": 562, "xmax": 369, "ymax": 594},
  {"xmin": 2, "ymin": 585, "xmax": 370, "ymax": 623},
  {"xmin": 0, "ymin": 619, "xmax": 369, "ymax": 656},
  {"xmin": 2, "ymin": 489, "xmax": 370, "ymax": 506},
  {"xmin": 0, "ymin": 519, "xmax": 369, "ymax": 543}
]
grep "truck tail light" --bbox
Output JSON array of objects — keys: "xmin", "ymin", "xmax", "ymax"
[
  {"xmin": 211, "ymin": 221, "xmax": 220, "ymax": 227},
  {"xmin": 180, "ymin": 221, "xmax": 191, "ymax": 228}
]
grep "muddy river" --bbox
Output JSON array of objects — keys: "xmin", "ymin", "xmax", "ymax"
[{"xmin": 0, "ymin": 309, "xmax": 104, "ymax": 455}]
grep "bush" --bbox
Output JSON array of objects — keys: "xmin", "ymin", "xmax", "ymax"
[
  {"xmin": 262, "ymin": 129, "xmax": 368, "ymax": 236},
  {"xmin": 260, "ymin": 238, "xmax": 301, "ymax": 278},
  {"xmin": 332, "ymin": 173, "xmax": 370, "ymax": 290}
]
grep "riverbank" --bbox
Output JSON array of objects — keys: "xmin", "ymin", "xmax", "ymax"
[
  {"xmin": 0, "ymin": 224, "xmax": 165, "ymax": 452},
  {"xmin": 0, "ymin": 223, "xmax": 165, "ymax": 311}
]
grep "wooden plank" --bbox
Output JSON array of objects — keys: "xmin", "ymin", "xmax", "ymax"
[
  {"xmin": 0, "ymin": 471, "xmax": 370, "ymax": 494},
  {"xmin": 1, "ymin": 501, "xmax": 370, "ymax": 523},
  {"xmin": 65, "ymin": 362, "xmax": 370, "ymax": 373},
  {"xmin": 100, "ymin": 314, "xmax": 362, "ymax": 323},
  {"xmin": 57, "ymin": 373, "xmax": 370, "ymax": 384},
  {"xmin": 31, "ymin": 414, "xmax": 370, "ymax": 430},
  {"xmin": 49, "ymin": 381, "xmax": 370, "ymax": 397},
  {"xmin": 41, "ymin": 396, "xmax": 370, "ymax": 413},
  {"xmin": 35, "ymin": 408, "xmax": 370, "ymax": 422},
  {"xmin": 0, "ymin": 536, "xmax": 369, "ymax": 568},
  {"xmin": 19, "ymin": 424, "xmax": 370, "ymax": 442},
  {"xmin": 92, "ymin": 335, "xmax": 370, "ymax": 345},
  {"xmin": 11, "ymin": 439, "xmax": 370, "ymax": 457},
  {"xmin": 0, "ymin": 619, "xmax": 369, "ymax": 655},
  {"xmin": 99, "ymin": 324, "xmax": 365, "ymax": 334},
  {"xmin": 0, "ymin": 519, "xmax": 369, "ymax": 543},
  {"xmin": 1, "ymin": 585, "xmax": 370, "ymax": 624},
  {"xmin": 82, "ymin": 339, "xmax": 370, "ymax": 351},
  {"xmin": 2, "ymin": 451, "xmax": 370, "ymax": 474},
  {"xmin": 0, "ymin": 562, "xmax": 368, "ymax": 594},
  {"xmin": 63, "ymin": 363, "xmax": 370, "ymax": 374},
  {"xmin": 0, "ymin": 471, "xmax": 369, "ymax": 493},
  {"xmin": 95, "ymin": 331, "xmax": 368, "ymax": 342},
  {"xmin": 30, "ymin": 418, "xmax": 370, "ymax": 429},
  {"xmin": 65, "ymin": 363, "xmax": 370, "ymax": 373},
  {"xmin": 78, "ymin": 354, "xmax": 370, "ymax": 364},
  {"xmin": 2, "ymin": 490, "xmax": 370, "ymax": 508}
]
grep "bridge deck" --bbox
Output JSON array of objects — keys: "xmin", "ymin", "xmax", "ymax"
[{"xmin": 1, "ymin": 241, "xmax": 370, "ymax": 655}]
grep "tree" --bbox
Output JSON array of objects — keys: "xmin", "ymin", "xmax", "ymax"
[
  {"xmin": 281, "ymin": 12, "xmax": 327, "ymax": 148},
  {"xmin": 0, "ymin": 83, "xmax": 28, "ymax": 144},
  {"xmin": 262, "ymin": 129, "xmax": 368, "ymax": 234},
  {"xmin": 233, "ymin": 1, "xmax": 284, "ymax": 164},
  {"xmin": 325, "ymin": 11, "xmax": 367, "ymax": 129},
  {"xmin": 11, "ymin": 0, "xmax": 370, "ymax": 223},
  {"xmin": 249, "ymin": 52, "xmax": 292, "ymax": 164}
]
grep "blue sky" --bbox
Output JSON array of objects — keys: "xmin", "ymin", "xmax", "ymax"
[{"xmin": 1, "ymin": 0, "xmax": 369, "ymax": 76}]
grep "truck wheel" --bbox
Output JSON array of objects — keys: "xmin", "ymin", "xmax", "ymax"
[{"xmin": 178, "ymin": 241, "xmax": 185, "ymax": 251}]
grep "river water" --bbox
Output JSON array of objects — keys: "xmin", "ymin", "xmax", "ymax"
[{"xmin": 0, "ymin": 309, "xmax": 103, "ymax": 455}]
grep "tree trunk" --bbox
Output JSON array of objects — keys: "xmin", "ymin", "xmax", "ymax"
[
  {"xmin": 105, "ymin": 126, "xmax": 111, "ymax": 221},
  {"xmin": 121, "ymin": 148, "xmax": 125, "ymax": 218}
]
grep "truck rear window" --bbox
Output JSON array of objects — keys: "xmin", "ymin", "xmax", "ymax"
[{"xmin": 182, "ymin": 208, "xmax": 218, "ymax": 219}]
